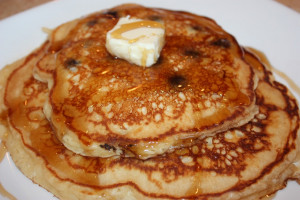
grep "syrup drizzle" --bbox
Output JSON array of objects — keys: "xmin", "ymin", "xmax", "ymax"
[
  {"xmin": 0, "ymin": 137, "xmax": 17, "ymax": 200},
  {"xmin": 0, "ymin": 142, "xmax": 6, "ymax": 163},
  {"xmin": 270, "ymin": 66, "xmax": 300, "ymax": 96},
  {"xmin": 247, "ymin": 47, "xmax": 300, "ymax": 98},
  {"xmin": 111, "ymin": 20, "xmax": 164, "ymax": 43},
  {"xmin": 0, "ymin": 183, "xmax": 17, "ymax": 200}
]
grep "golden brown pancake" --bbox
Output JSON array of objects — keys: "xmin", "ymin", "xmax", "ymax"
[
  {"xmin": 33, "ymin": 4, "xmax": 258, "ymax": 159},
  {"xmin": 0, "ymin": 11, "xmax": 300, "ymax": 199}
]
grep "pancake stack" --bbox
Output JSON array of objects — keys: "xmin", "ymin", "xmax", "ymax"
[{"xmin": 1, "ymin": 4, "xmax": 300, "ymax": 200}]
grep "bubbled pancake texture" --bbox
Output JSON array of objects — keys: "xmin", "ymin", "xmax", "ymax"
[
  {"xmin": 1, "ymin": 4, "xmax": 300, "ymax": 200},
  {"xmin": 34, "ymin": 4, "xmax": 258, "ymax": 158}
]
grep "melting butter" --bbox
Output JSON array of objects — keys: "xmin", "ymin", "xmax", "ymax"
[{"xmin": 106, "ymin": 16, "xmax": 165, "ymax": 67}]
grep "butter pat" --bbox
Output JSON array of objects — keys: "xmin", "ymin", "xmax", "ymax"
[{"xmin": 106, "ymin": 16, "xmax": 165, "ymax": 67}]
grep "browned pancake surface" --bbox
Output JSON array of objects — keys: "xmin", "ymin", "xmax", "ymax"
[
  {"xmin": 35, "ymin": 4, "xmax": 257, "ymax": 158},
  {"xmin": 2, "ymin": 38, "xmax": 300, "ymax": 199}
]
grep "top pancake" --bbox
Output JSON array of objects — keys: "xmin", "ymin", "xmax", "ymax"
[{"xmin": 34, "ymin": 4, "xmax": 258, "ymax": 158}]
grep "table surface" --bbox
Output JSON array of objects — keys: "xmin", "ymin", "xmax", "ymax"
[{"xmin": 0, "ymin": 0, "xmax": 300, "ymax": 20}]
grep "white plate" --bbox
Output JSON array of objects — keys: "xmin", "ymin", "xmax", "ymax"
[{"xmin": 0, "ymin": 0, "xmax": 300, "ymax": 199}]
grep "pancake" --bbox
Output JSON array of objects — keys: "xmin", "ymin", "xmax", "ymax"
[
  {"xmin": 33, "ymin": 4, "xmax": 258, "ymax": 159},
  {"xmin": 1, "ymin": 19, "xmax": 300, "ymax": 199}
]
